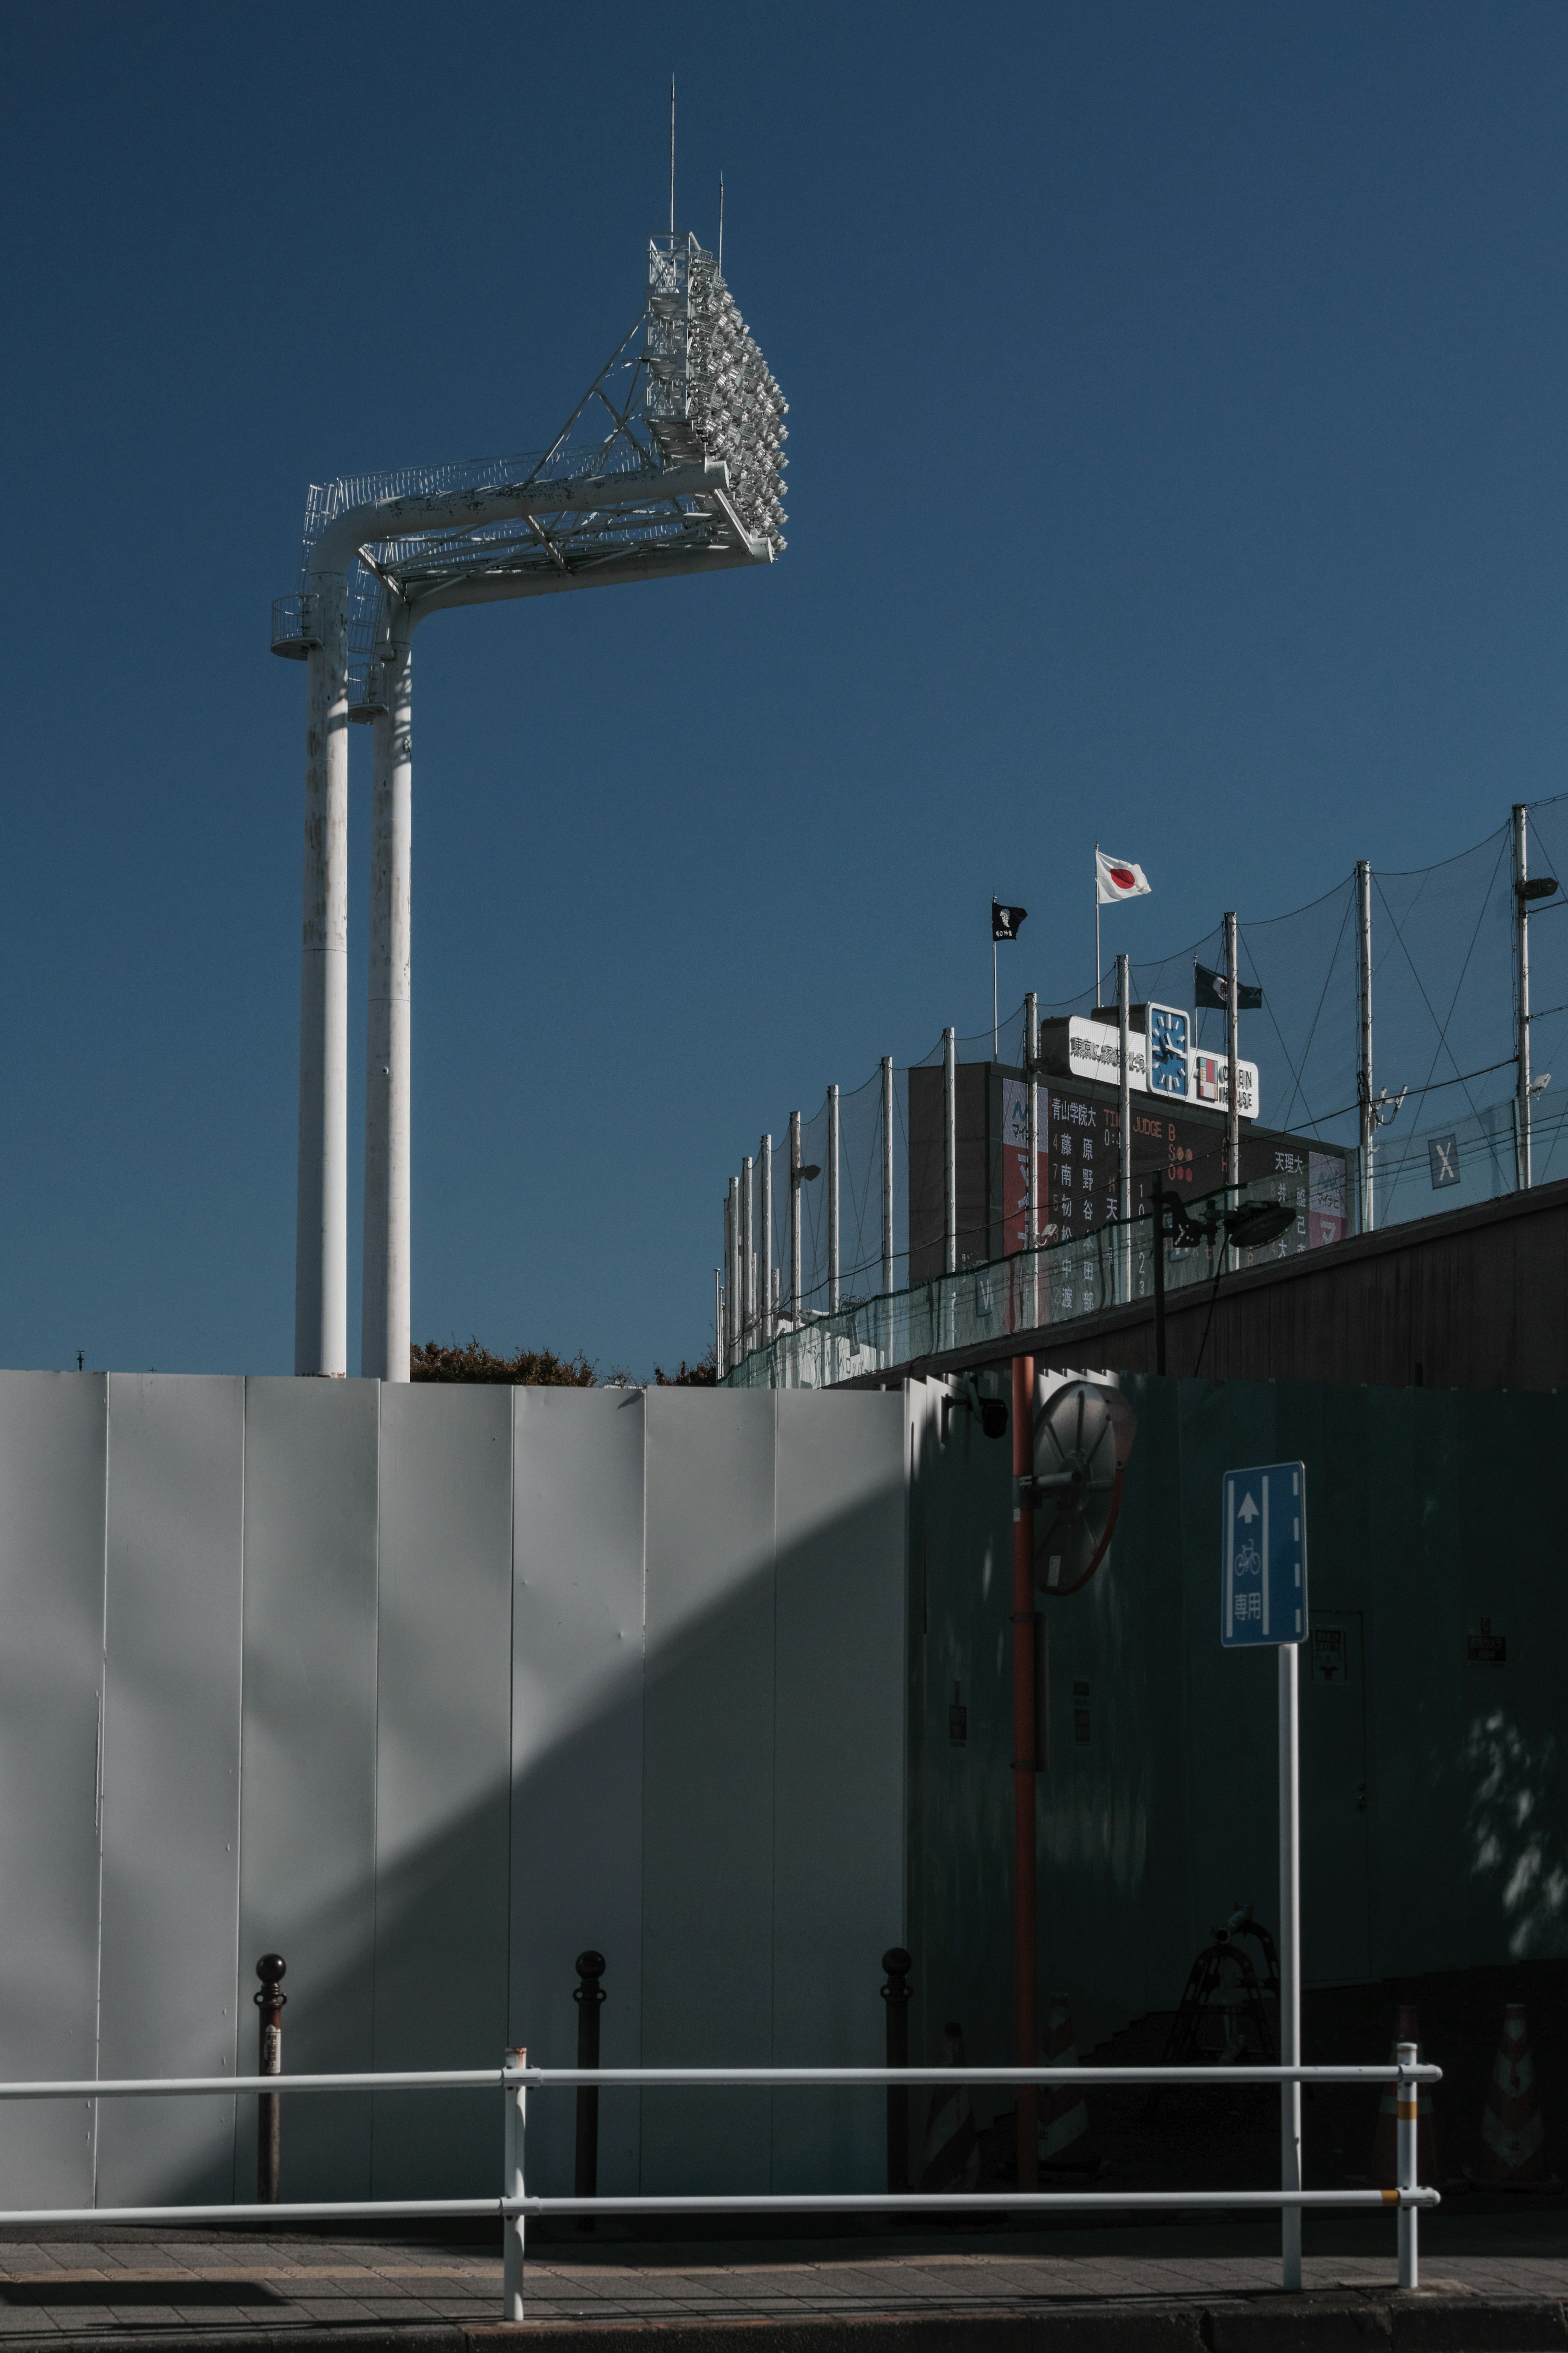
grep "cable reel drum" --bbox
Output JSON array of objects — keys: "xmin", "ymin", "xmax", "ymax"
[{"xmin": 1028, "ymin": 1378, "xmax": 1136, "ymax": 1596}]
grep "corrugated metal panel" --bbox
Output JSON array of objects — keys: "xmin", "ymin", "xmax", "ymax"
[
  {"xmin": 511, "ymin": 1385, "xmax": 646, "ymax": 2197},
  {"xmin": 372, "ymin": 1382, "xmax": 512, "ymax": 2195},
  {"xmin": 0, "ymin": 1374, "xmax": 105, "ymax": 2205},
  {"xmin": 641, "ymin": 1388, "xmax": 775, "ymax": 2191},
  {"xmin": 238, "ymin": 1377, "xmax": 379, "ymax": 2199},
  {"xmin": 97, "ymin": 1375, "xmax": 245, "ymax": 2204},
  {"xmin": 771, "ymin": 1390, "xmax": 906, "ymax": 2190}
]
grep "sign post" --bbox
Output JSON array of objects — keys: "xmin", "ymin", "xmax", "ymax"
[{"xmin": 1222, "ymin": 1461, "xmax": 1308, "ymax": 2292}]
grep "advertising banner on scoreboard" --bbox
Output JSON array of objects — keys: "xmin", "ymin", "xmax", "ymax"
[
  {"xmin": 1000, "ymin": 1077, "xmax": 1049, "ymax": 1255},
  {"xmin": 1041, "ymin": 1016, "xmax": 1258, "ymax": 1115}
]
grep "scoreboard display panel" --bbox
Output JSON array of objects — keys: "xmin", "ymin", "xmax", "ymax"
[
  {"xmin": 907, "ymin": 1063, "xmax": 1353, "ymax": 1289},
  {"xmin": 1028, "ymin": 1084, "xmax": 1349, "ymax": 1262}
]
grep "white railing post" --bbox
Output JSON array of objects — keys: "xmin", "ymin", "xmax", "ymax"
[
  {"xmin": 503, "ymin": 2045, "xmax": 526, "ymax": 2322},
  {"xmin": 1397, "ymin": 2038, "xmax": 1418, "ymax": 2289}
]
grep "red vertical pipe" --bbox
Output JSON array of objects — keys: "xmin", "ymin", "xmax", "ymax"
[{"xmin": 1011, "ymin": 1354, "xmax": 1038, "ymax": 2190}]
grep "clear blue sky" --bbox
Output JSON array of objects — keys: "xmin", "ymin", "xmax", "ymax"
[{"xmin": 3, "ymin": 0, "xmax": 1567, "ymax": 1378}]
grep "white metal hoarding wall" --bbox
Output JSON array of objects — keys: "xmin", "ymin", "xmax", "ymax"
[
  {"xmin": 0, "ymin": 1378, "xmax": 905, "ymax": 2208},
  {"xmin": 98, "ymin": 1376, "xmax": 245, "ymax": 2206}
]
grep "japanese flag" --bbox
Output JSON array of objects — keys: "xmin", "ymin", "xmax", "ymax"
[{"xmin": 1096, "ymin": 850, "xmax": 1152, "ymax": 906}]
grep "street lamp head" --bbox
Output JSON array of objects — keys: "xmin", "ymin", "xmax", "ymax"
[
  {"xmin": 793, "ymin": 1162, "xmax": 821, "ymax": 1184},
  {"xmin": 1223, "ymin": 1200, "xmax": 1296, "ymax": 1251}
]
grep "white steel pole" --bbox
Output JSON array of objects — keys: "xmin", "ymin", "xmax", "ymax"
[
  {"xmin": 881, "ymin": 1057, "xmax": 895, "ymax": 1296},
  {"xmin": 943, "ymin": 1029, "xmax": 957, "ymax": 1275},
  {"xmin": 1356, "ymin": 861, "xmax": 1374, "ymax": 1233},
  {"xmin": 714, "ymin": 1264, "xmax": 722, "ymax": 1378},
  {"xmin": 502, "ymin": 2046, "xmax": 526, "ymax": 2321},
  {"xmin": 1025, "ymin": 991, "xmax": 1039, "ymax": 1328},
  {"xmin": 789, "ymin": 1110, "xmax": 802, "ymax": 1320},
  {"xmin": 760, "ymin": 1135, "xmax": 773, "ymax": 1346},
  {"xmin": 742, "ymin": 1156, "xmax": 755, "ymax": 1357},
  {"xmin": 1225, "ymin": 912, "xmax": 1240, "ymax": 1195},
  {"xmin": 727, "ymin": 1178, "xmax": 740, "ymax": 1370},
  {"xmin": 1117, "ymin": 954, "xmax": 1131, "ymax": 1305},
  {"xmin": 361, "ymin": 611, "xmax": 413, "ymax": 1381},
  {"xmin": 827, "ymin": 1086, "xmax": 841, "ymax": 1312},
  {"xmin": 1396, "ymin": 2036, "xmax": 1419, "ymax": 2289},
  {"xmin": 1515, "ymin": 803, "xmax": 1532, "ymax": 1190},
  {"xmin": 1279, "ymin": 1645, "xmax": 1302, "ymax": 2293},
  {"xmin": 294, "ymin": 574, "xmax": 350, "ymax": 1377}
]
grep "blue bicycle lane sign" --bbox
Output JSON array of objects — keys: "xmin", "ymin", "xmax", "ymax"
[{"xmin": 1222, "ymin": 1462, "xmax": 1308, "ymax": 1646}]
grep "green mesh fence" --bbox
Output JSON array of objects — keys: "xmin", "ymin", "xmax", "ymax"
[{"xmin": 720, "ymin": 792, "xmax": 1568, "ymax": 1380}]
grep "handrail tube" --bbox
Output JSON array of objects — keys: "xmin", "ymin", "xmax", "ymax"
[
  {"xmin": 0, "ymin": 2062, "xmax": 1441, "ymax": 2101},
  {"xmin": 0, "ymin": 2188, "xmax": 1439, "ymax": 2231},
  {"xmin": 518, "ymin": 2189, "xmax": 1437, "ymax": 2215},
  {"xmin": 0, "ymin": 2061, "xmax": 1440, "ymax": 2100},
  {"xmin": 511, "ymin": 2064, "xmax": 1439, "ymax": 2088}
]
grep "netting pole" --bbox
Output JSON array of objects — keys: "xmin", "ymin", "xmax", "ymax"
[
  {"xmin": 828, "ymin": 1087, "xmax": 841, "ymax": 1311},
  {"xmin": 1225, "ymin": 910, "xmax": 1240, "ymax": 1276},
  {"xmin": 880, "ymin": 1059, "xmax": 895, "ymax": 1297},
  {"xmin": 788, "ymin": 1111, "xmax": 802, "ymax": 1320},
  {"xmin": 944, "ymin": 1029, "xmax": 957, "ymax": 1275},
  {"xmin": 760, "ymin": 1135, "xmax": 774, "ymax": 1345},
  {"xmin": 1225, "ymin": 913, "xmax": 1240, "ymax": 1192},
  {"xmin": 1025, "ymin": 993, "xmax": 1039, "ymax": 1329},
  {"xmin": 1356, "ymin": 861, "xmax": 1374, "ymax": 1231},
  {"xmin": 1515, "ymin": 803, "xmax": 1532, "ymax": 1189},
  {"xmin": 1117, "ymin": 955, "xmax": 1131, "ymax": 1304},
  {"xmin": 714, "ymin": 1262, "xmax": 722, "ymax": 1378},
  {"xmin": 734, "ymin": 1178, "xmax": 745, "ymax": 1370},
  {"xmin": 723, "ymin": 1185, "xmax": 735, "ymax": 1372},
  {"xmin": 742, "ymin": 1156, "xmax": 755, "ymax": 1358}
]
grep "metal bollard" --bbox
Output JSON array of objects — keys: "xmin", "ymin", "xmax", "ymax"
[
  {"xmin": 254, "ymin": 1954, "xmax": 286, "ymax": 2203},
  {"xmin": 503, "ymin": 2045, "xmax": 526, "ymax": 2322},
  {"xmin": 573, "ymin": 1952, "xmax": 606, "ymax": 2215},
  {"xmin": 1397, "ymin": 2039, "xmax": 1419, "ymax": 2289},
  {"xmin": 881, "ymin": 1948, "xmax": 912, "ymax": 2192}
]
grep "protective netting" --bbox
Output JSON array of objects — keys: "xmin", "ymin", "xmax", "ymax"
[{"xmin": 718, "ymin": 792, "xmax": 1568, "ymax": 1378}]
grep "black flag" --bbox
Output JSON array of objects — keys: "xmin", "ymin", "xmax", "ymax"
[
  {"xmin": 993, "ymin": 901, "xmax": 1028, "ymax": 942},
  {"xmin": 1195, "ymin": 961, "xmax": 1262, "ymax": 1011}
]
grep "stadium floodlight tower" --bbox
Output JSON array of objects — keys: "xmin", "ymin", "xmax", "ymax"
[{"xmin": 273, "ymin": 231, "xmax": 788, "ymax": 1379}]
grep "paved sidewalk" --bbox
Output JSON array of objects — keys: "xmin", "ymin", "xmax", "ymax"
[{"xmin": 0, "ymin": 2224, "xmax": 1561, "ymax": 2345}]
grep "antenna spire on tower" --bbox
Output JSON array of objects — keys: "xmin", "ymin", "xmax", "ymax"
[
  {"xmin": 718, "ymin": 172, "xmax": 724, "ymax": 277},
  {"xmin": 669, "ymin": 75, "xmax": 675, "ymax": 236}
]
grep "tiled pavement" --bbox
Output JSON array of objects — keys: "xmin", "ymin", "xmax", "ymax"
[{"xmin": 0, "ymin": 2223, "xmax": 1562, "ymax": 2336}]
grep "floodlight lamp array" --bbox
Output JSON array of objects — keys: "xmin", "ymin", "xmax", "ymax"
[
  {"xmin": 271, "ymin": 231, "xmax": 789, "ymax": 703},
  {"xmin": 645, "ymin": 234, "xmax": 788, "ymax": 553}
]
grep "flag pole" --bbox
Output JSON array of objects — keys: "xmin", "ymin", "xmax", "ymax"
[
  {"xmin": 1094, "ymin": 845, "xmax": 1101, "ymax": 1004},
  {"xmin": 993, "ymin": 904, "xmax": 999, "ymax": 1061}
]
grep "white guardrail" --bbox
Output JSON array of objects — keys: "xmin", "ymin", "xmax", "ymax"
[{"xmin": 0, "ymin": 2051, "xmax": 1441, "ymax": 2317}]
